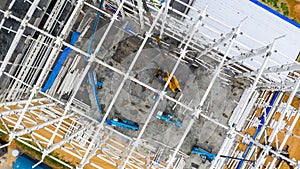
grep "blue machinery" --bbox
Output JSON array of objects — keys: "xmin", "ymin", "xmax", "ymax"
[
  {"xmin": 192, "ymin": 146, "xmax": 216, "ymax": 162},
  {"xmin": 106, "ymin": 118, "xmax": 139, "ymax": 131},
  {"xmin": 156, "ymin": 112, "xmax": 182, "ymax": 128},
  {"xmin": 236, "ymin": 91, "xmax": 280, "ymax": 168},
  {"xmin": 156, "ymin": 106, "xmax": 182, "ymax": 128},
  {"xmin": 97, "ymin": 81, "xmax": 103, "ymax": 88},
  {"xmin": 192, "ymin": 146, "xmax": 255, "ymax": 164}
]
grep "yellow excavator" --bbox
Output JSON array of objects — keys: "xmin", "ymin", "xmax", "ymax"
[{"xmin": 153, "ymin": 67, "xmax": 181, "ymax": 93}]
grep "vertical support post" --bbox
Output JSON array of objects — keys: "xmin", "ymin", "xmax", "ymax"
[
  {"xmin": 159, "ymin": 0, "xmax": 171, "ymax": 39},
  {"xmin": 231, "ymin": 43, "xmax": 274, "ymax": 128},
  {"xmin": 268, "ymin": 78, "xmax": 300, "ymax": 142},
  {"xmin": 137, "ymin": 0, "xmax": 145, "ymax": 29},
  {"xmin": 270, "ymin": 82, "xmax": 300, "ymax": 169},
  {"xmin": 0, "ymin": 0, "xmax": 17, "ymax": 30},
  {"xmin": 77, "ymin": 1, "xmax": 130, "ymax": 168}
]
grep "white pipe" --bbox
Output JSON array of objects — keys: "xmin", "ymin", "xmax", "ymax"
[
  {"xmin": 159, "ymin": 0, "xmax": 171, "ymax": 39},
  {"xmin": 137, "ymin": 0, "xmax": 145, "ymax": 29},
  {"xmin": 0, "ymin": 0, "xmax": 41, "ymax": 77},
  {"xmin": 253, "ymin": 79, "xmax": 300, "ymax": 168}
]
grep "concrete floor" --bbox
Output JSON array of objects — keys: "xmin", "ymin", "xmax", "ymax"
[
  {"xmin": 70, "ymin": 15, "xmax": 250, "ymax": 168},
  {"xmin": 0, "ymin": 0, "xmax": 252, "ymax": 168}
]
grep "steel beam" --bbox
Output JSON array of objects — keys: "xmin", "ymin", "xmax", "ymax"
[
  {"xmin": 224, "ymin": 44, "xmax": 270, "ymax": 66},
  {"xmin": 195, "ymin": 28, "xmax": 237, "ymax": 60},
  {"xmin": 159, "ymin": 0, "xmax": 171, "ymax": 39},
  {"xmin": 137, "ymin": 0, "xmax": 145, "ymax": 29},
  {"xmin": 268, "ymin": 108, "xmax": 300, "ymax": 168},
  {"xmin": 242, "ymin": 62, "xmax": 300, "ymax": 77}
]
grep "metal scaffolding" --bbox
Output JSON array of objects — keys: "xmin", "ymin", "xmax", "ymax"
[{"xmin": 0, "ymin": 0, "xmax": 300, "ymax": 169}]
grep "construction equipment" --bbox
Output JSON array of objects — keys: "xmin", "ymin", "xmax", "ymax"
[
  {"xmin": 106, "ymin": 117, "xmax": 139, "ymax": 131},
  {"xmin": 156, "ymin": 106, "xmax": 182, "ymax": 128},
  {"xmin": 97, "ymin": 81, "xmax": 103, "ymax": 88},
  {"xmin": 153, "ymin": 67, "xmax": 181, "ymax": 93},
  {"xmin": 191, "ymin": 146, "xmax": 255, "ymax": 165}
]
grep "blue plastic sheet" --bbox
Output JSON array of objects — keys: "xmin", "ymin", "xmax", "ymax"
[{"xmin": 41, "ymin": 31, "xmax": 80, "ymax": 92}]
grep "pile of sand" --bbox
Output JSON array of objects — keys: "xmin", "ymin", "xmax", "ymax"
[{"xmin": 294, "ymin": 4, "xmax": 300, "ymax": 20}]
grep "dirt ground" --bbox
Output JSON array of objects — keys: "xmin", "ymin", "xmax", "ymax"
[
  {"xmin": 0, "ymin": 140, "xmax": 17, "ymax": 169},
  {"xmin": 259, "ymin": 0, "xmax": 300, "ymax": 23}
]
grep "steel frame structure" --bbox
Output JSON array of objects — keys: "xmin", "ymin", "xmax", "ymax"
[{"xmin": 0, "ymin": 0, "xmax": 300, "ymax": 169}]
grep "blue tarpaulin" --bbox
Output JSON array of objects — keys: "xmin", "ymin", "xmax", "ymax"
[
  {"xmin": 41, "ymin": 31, "xmax": 80, "ymax": 92},
  {"xmin": 13, "ymin": 154, "xmax": 51, "ymax": 169}
]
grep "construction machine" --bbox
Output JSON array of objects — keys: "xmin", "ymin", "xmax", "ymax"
[
  {"xmin": 156, "ymin": 105, "xmax": 182, "ymax": 128},
  {"xmin": 106, "ymin": 117, "xmax": 139, "ymax": 131},
  {"xmin": 153, "ymin": 67, "xmax": 181, "ymax": 93}
]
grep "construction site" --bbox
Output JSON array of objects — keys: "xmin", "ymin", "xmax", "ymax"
[{"xmin": 0, "ymin": 0, "xmax": 300, "ymax": 169}]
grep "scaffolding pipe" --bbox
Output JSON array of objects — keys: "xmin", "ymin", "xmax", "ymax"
[
  {"xmin": 137, "ymin": 0, "xmax": 145, "ymax": 29},
  {"xmin": 159, "ymin": 0, "xmax": 171, "ymax": 39},
  {"xmin": 0, "ymin": 0, "xmax": 40, "ymax": 77},
  {"xmin": 253, "ymin": 78, "xmax": 300, "ymax": 169},
  {"xmin": 264, "ymin": 81, "xmax": 300, "ymax": 169}
]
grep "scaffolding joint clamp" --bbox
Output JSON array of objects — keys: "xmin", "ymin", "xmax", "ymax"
[
  {"xmin": 89, "ymin": 53, "xmax": 96, "ymax": 62},
  {"xmin": 4, "ymin": 11, "xmax": 11, "ymax": 19},
  {"xmin": 65, "ymin": 104, "xmax": 71, "ymax": 111},
  {"xmin": 180, "ymin": 48, "xmax": 187, "ymax": 57},
  {"xmin": 145, "ymin": 31, "xmax": 152, "ymax": 38},
  {"xmin": 159, "ymin": 91, "xmax": 166, "ymax": 100},
  {"xmin": 32, "ymin": 85, "xmax": 40, "ymax": 93},
  {"xmin": 193, "ymin": 107, "xmax": 202, "ymax": 119}
]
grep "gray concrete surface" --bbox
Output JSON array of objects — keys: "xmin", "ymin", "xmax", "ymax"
[{"xmin": 72, "ymin": 11, "xmax": 250, "ymax": 169}]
